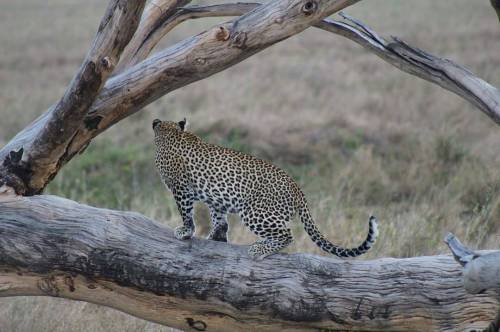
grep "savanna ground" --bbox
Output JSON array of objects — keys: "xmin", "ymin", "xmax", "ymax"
[{"xmin": 0, "ymin": 0, "xmax": 499, "ymax": 331}]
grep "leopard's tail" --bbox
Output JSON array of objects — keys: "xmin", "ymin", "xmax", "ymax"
[{"xmin": 297, "ymin": 196, "xmax": 378, "ymax": 258}]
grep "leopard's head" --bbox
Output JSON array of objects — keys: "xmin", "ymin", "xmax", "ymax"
[{"xmin": 153, "ymin": 118, "xmax": 188, "ymax": 137}]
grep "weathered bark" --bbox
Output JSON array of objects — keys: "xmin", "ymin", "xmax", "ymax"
[
  {"xmin": 445, "ymin": 233, "xmax": 500, "ymax": 297},
  {"xmin": 0, "ymin": 191, "xmax": 498, "ymax": 332},
  {"xmin": 1, "ymin": 0, "xmax": 498, "ymax": 196},
  {"xmin": 116, "ymin": 0, "xmax": 193, "ymax": 71},
  {"xmin": 0, "ymin": 0, "xmax": 147, "ymax": 195},
  {"xmin": 445, "ymin": 234, "xmax": 500, "ymax": 332},
  {"xmin": 0, "ymin": 1, "xmax": 498, "ymax": 330},
  {"xmin": 116, "ymin": 2, "xmax": 269, "ymax": 70},
  {"xmin": 319, "ymin": 14, "xmax": 500, "ymax": 124},
  {"xmin": 121, "ymin": 1, "xmax": 500, "ymax": 123}
]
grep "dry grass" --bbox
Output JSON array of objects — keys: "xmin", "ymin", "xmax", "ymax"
[{"xmin": 0, "ymin": 0, "xmax": 499, "ymax": 331}]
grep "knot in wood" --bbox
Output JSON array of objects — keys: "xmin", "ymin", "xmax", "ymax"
[
  {"xmin": 8, "ymin": 148, "xmax": 23, "ymax": 164},
  {"xmin": 64, "ymin": 275, "xmax": 76, "ymax": 292},
  {"xmin": 215, "ymin": 26, "xmax": 230, "ymax": 41},
  {"xmin": 100, "ymin": 56, "xmax": 114, "ymax": 70},
  {"xmin": 37, "ymin": 276, "xmax": 59, "ymax": 296},
  {"xmin": 186, "ymin": 318, "xmax": 207, "ymax": 331},
  {"xmin": 301, "ymin": 0, "xmax": 317, "ymax": 15},
  {"xmin": 84, "ymin": 115, "xmax": 103, "ymax": 131},
  {"xmin": 230, "ymin": 31, "xmax": 248, "ymax": 49},
  {"xmin": 2, "ymin": 147, "xmax": 33, "ymax": 195}
]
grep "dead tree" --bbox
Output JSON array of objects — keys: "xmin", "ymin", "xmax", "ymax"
[{"xmin": 0, "ymin": 0, "xmax": 499, "ymax": 331}]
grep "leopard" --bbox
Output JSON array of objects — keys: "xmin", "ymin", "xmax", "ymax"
[{"xmin": 153, "ymin": 118, "xmax": 378, "ymax": 260}]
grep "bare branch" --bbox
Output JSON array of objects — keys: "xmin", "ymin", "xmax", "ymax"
[
  {"xmin": 117, "ymin": 0, "xmax": 193, "ymax": 71},
  {"xmin": 117, "ymin": 2, "xmax": 263, "ymax": 69},
  {"xmin": 0, "ymin": 0, "xmax": 360, "ymax": 195},
  {"xmin": 1, "ymin": 0, "xmax": 498, "ymax": 195},
  {"xmin": 318, "ymin": 14, "xmax": 500, "ymax": 125},
  {"xmin": 93, "ymin": 2, "xmax": 500, "ymax": 142},
  {"xmin": 127, "ymin": 2, "xmax": 500, "ymax": 123},
  {"xmin": 444, "ymin": 233, "xmax": 477, "ymax": 267},
  {"xmin": 0, "ymin": 0, "xmax": 147, "ymax": 195},
  {"xmin": 0, "ymin": 194, "xmax": 499, "ymax": 331}
]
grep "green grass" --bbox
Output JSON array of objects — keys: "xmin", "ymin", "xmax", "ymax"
[{"xmin": 48, "ymin": 142, "xmax": 160, "ymax": 208}]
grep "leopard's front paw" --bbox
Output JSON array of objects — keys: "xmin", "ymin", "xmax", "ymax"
[{"xmin": 174, "ymin": 226, "xmax": 194, "ymax": 240}]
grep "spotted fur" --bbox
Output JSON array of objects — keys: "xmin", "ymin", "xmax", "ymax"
[{"xmin": 153, "ymin": 119, "xmax": 378, "ymax": 260}]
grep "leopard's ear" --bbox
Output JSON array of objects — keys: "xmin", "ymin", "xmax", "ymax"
[
  {"xmin": 152, "ymin": 119, "xmax": 162, "ymax": 130},
  {"xmin": 178, "ymin": 118, "xmax": 188, "ymax": 131}
]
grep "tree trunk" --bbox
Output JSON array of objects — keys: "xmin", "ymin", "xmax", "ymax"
[{"xmin": 0, "ymin": 191, "xmax": 498, "ymax": 332}]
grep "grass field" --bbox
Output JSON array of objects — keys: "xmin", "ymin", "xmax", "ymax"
[{"xmin": 0, "ymin": 0, "xmax": 499, "ymax": 331}]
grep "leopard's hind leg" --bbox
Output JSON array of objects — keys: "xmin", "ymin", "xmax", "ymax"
[
  {"xmin": 240, "ymin": 207, "xmax": 293, "ymax": 260},
  {"xmin": 207, "ymin": 208, "xmax": 229, "ymax": 242},
  {"xmin": 247, "ymin": 235, "xmax": 293, "ymax": 260}
]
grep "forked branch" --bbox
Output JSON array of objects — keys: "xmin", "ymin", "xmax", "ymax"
[
  {"xmin": 116, "ymin": 0, "xmax": 193, "ymax": 71},
  {"xmin": 122, "ymin": 1, "xmax": 500, "ymax": 123},
  {"xmin": 319, "ymin": 13, "xmax": 500, "ymax": 124},
  {"xmin": 0, "ymin": 0, "xmax": 147, "ymax": 195},
  {"xmin": 0, "ymin": 0, "xmax": 361, "ymax": 195},
  {"xmin": 0, "ymin": 0, "xmax": 498, "ymax": 196},
  {"xmin": 0, "ymin": 2, "xmax": 499, "ymax": 330}
]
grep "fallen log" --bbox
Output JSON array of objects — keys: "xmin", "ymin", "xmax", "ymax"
[{"xmin": 0, "ymin": 191, "xmax": 498, "ymax": 331}]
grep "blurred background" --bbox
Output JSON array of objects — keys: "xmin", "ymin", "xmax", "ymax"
[{"xmin": 0, "ymin": 0, "xmax": 499, "ymax": 331}]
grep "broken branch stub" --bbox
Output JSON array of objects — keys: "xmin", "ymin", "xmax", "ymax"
[{"xmin": 445, "ymin": 233, "xmax": 500, "ymax": 297}]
